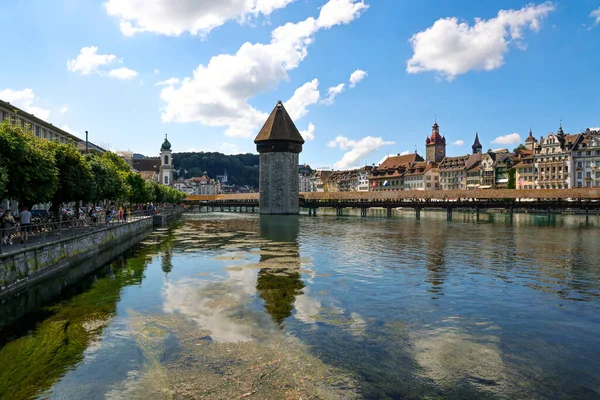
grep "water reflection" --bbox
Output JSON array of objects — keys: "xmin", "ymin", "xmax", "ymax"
[{"xmin": 255, "ymin": 216, "xmax": 305, "ymax": 326}]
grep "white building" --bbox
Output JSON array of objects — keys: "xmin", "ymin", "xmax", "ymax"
[
  {"xmin": 1, "ymin": 99, "xmax": 105, "ymax": 153},
  {"xmin": 572, "ymin": 130, "xmax": 600, "ymax": 188},
  {"xmin": 299, "ymin": 174, "xmax": 312, "ymax": 192}
]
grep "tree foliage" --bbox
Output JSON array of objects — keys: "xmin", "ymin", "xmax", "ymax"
[
  {"xmin": 173, "ymin": 152, "xmax": 259, "ymax": 187},
  {"xmin": 49, "ymin": 142, "xmax": 94, "ymax": 210},
  {"xmin": 513, "ymin": 144, "xmax": 527, "ymax": 154},
  {"xmin": 0, "ymin": 121, "xmax": 58, "ymax": 208},
  {"xmin": 0, "ymin": 118, "xmax": 184, "ymax": 209}
]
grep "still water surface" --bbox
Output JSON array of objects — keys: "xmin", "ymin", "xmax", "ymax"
[{"xmin": 1, "ymin": 212, "xmax": 599, "ymax": 399}]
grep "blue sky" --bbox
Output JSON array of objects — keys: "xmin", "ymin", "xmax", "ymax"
[{"xmin": 1, "ymin": 0, "xmax": 599, "ymax": 169}]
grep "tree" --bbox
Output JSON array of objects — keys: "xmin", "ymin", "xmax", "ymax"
[
  {"xmin": 127, "ymin": 173, "xmax": 152, "ymax": 204},
  {"xmin": 49, "ymin": 142, "xmax": 94, "ymax": 216},
  {"xmin": 87, "ymin": 154, "xmax": 127, "ymax": 205},
  {"xmin": 508, "ymin": 169, "xmax": 516, "ymax": 189},
  {"xmin": 513, "ymin": 144, "xmax": 526, "ymax": 154},
  {"xmin": 0, "ymin": 121, "xmax": 58, "ymax": 208}
]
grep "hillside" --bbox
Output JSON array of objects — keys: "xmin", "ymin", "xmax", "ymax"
[{"xmin": 173, "ymin": 152, "xmax": 259, "ymax": 188}]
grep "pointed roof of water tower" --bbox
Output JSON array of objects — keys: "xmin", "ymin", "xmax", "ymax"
[{"xmin": 254, "ymin": 101, "xmax": 305, "ymax": 145}]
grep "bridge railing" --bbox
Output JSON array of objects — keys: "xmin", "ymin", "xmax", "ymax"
[{"xmin": 183, "ymin": 188, "xmax": 600, "ymax": 204}]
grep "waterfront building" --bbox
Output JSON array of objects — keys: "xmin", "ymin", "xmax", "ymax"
[
  {"xmin": 369, "ymin": 153, "xmax": 423, "ymax": 191},
  {"xmin": 173, "ymin": 179, "xmax": 195, "ymax": 195},
  {"xmin": 299, "ymin": 174, "xmax": 312, "ymax": 192},
  {"xmin": 438, "ymin": 155, "xmax": 470, "ymax": 190},
  {"xmin": 403, "ymin": 161, "xmax": 439, "ymax": 190},
  {"xmin": 465, "ymin": 133, "xmax": 483, "ymax": 190},
  {"xmin": 325, "ymin": 166, "xmax": 373, "ymax": 192},
  {"xmin": 480, "ymin": 152, "xmax": 495, "ymax": 189},
  {"xmin": 571, "ymin": 129, "xmax": 600, "ymax": 188},
  {"xmin": 493, "ymin": 153, "xmax": 517, "ymax": 189},
  {"xmin": 534, "ymin": 125, "xmax": 580, "ymax": 189},
  {"xmin": 514, "ymin": 156, "xmax": 536, "ymax": 190},
  {"xmin": 254, "ymin": 101, "xmax": 304, "ymax": 214},
  {"xmin": 0, "ymin": 98, "xmax": 105, "ymax": 153},
  {"xmin": 189, "ymin": 174, "xmax": 220, "ymax": 194},
  {"xmin": 310, "ymin": 170, "xmax": 332, "ymax": 192}
]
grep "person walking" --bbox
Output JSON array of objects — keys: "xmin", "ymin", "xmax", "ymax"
[
  {"xmin": 19, "ymin": 207, "xmax": 32, "ymax": 244},
  {"xmin": 119, "ymin": 207, "xmax": 123, "ymax": 223},
  {"xmin": 1, "ymin": 210, "xmax": 16, "ymax": 245},
  {"xmin": 123, "ymin": 207, "xmax": 128, "ymax": 223}
]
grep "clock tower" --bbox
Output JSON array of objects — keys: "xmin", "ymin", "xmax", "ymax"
[{"xmin": 425, "ymin": 122, "xmax": 446, "ymax": 163}]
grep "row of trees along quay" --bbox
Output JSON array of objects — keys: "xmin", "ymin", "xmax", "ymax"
[{"xmin": 0, "ymin": 120, "xmax": 185, "ymax": 217}]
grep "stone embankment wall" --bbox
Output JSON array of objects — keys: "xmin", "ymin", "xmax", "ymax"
[{"xmin": 0, "ymin": 210, "xmax": 181, "ymax": 299}]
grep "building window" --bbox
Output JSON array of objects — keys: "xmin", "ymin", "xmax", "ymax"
[
  {"xmin": 577, "ymin": 172, "xmax": 582, "ymax": 179},
  {"xmin": 164, "ymin": 155, "xmax": 169, "ymax": 165},
  {"xmin": 164, "ymin": 176, "xmax": 169, "ymax": 185}
]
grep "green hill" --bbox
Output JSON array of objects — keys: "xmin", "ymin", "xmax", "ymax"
[{"xmin": 172, "ymin": 152, "xmax": 259, "ymax": 188}]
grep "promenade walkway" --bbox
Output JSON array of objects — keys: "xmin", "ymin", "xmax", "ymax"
[{"xmin": 0, "ymin": 210, "xmax": 176, "ymax": 256}]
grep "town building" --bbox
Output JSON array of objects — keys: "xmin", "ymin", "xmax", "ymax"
[
  {"xmin": 310, "ymin": 170, "xmax": 332, "ymax": 192},
  {"xmin": 438, "ymin": 155, "xmax": 470, "ymax": 190},
  {"xmin": 189, "ymin": 174, "xmax": 220, "ymax": 194},
  {"xmin": 514, "ymin": 156, "xmax": 536, "ymax": 190},
  {"xmin": 534, "ymin": 125, "xmax": 580, "ymax": 189},
  {"xmin": 571, "ymin": 129, "xmax": 600, "ymax": 188},
  {"xmin": 369, "ymin": 153, "xmax": 424, "ymax": 191},
  {"xmin": 0, "ymin": 98, "xmax": 105, "ymax": 154},
  {"xmin": 403, "ymin": 161, "xmax": 439, "ymax": 190},
  {"xmin": 325, "ymin": 166, "xmax": 373, "ymax": 192}
]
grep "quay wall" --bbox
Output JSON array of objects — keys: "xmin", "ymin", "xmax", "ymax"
[{"xmin": 0, "ymin": 210, "xmax": 182, "ymax": 299}]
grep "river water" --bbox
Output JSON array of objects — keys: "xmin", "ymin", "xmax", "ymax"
[{"xmin": 1, "ymin": 211, "xmax": 599, "ymax": 399}]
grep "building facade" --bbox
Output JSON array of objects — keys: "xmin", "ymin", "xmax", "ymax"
[
  {"xmin": 572, "ymin": 130, "xmax": 600, "ymax": 188},
  {"xmin": 369, "ymin": 153, "xmax": 423, "ymax": 191},
  {"xmin": 534, "ymin": 126, "xmax": 580, "ymax": 189},
  {"xmin": 1, "ymin": 99, "xmax": 105, "ymax": 153}
]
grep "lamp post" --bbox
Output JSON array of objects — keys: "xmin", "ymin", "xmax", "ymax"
[{"xmin": 85, "ymin": 130, "xmax": 89, "ymax": 154}]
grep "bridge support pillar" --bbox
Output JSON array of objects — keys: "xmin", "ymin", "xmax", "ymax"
[
  {"xmin": 447, "ymin": 207, "xmax": 453, "ymax": 221},
  {"xmin": 475, "ymin": 207, "xmax": 480, "ymax": 221},
  {"xmin": 313, "ymin": 208, "xmax": 317, "ymax": 216},
  {"xmin": 415, "ymin": 207, "xmax": 421, "ymax": 220},
  {"xmin": 387, "ymin": 208, "xmax": 392, "ymax": 217},
  {"xmin": 361, "ymin": 208, "xmax": 367, "ymax": 217}
]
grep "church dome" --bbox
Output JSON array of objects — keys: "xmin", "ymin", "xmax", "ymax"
[{"xmin": 161, "ymin": 135, "xmax": 171, "ymax": 151}]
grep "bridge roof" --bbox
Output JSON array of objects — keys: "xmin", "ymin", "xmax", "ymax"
[{"xmin": 254, "ymin": 101, "xmax": 305, "ymax": 144}]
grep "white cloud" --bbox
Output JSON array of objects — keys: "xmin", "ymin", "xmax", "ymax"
[
  {"xmin": 406, "ymin": 2, "xmax": 555, "ymax": 80},
  {"xmin": 492, "ymin": 133, "xmax": 521, "ymax": 145},
  {"xmin": 155, "ymin": 77, "xmax": 181, "ymax": 86},
  {"xmin": 67, "ymin": 46, "xmax": 118, "ymax": 75},
  {"xmin": 400, "ymin": 150, "xmax": 410, "ymax": 155},
  {"xmin": 322, "ymin": 83, "xmax": 345, "ymax": 105},
  {"xmin": 221, "ymin": 142, "xmax": 240, "ymax": 154},
  {"xmin": 328, "ymin": 135, "xmax": 395, "ymax": 169},
  {"xmin": 61, "ymin": 125, "xmax": 82, "ymax": 138},
  {"xmin": 108, "ymin": 67, "xmax": 138, "ymax": 80},
  {"xmin": 159, "ymin": 0, "xmax": 368, "ymax": 138},
  {"xmin": 154, "ymin": 68, "xmax": 160, "ymax": 74},
  {"xmin": 588, "ymin": 127, "xmax": 600, "ymax": 132},
  {"xmin": 67, "ymin": 46, "xmax": 138, "ymax": 79},
  {"xmin": 451, "ymin": 139, "xmax": 464, "ymax": 146},
  {"xmin": 60, "ymin": 104, "xmax": 69, "ymax": 114},
  {"xmin": 0, "ymin": 88, "xmax": 51, "ymax": 120},
  {"xmin": 300, "ymin": 122, "xmax": 316, "ymax": 141},
  {"xmin": 349, "ymin": 69, "xmax": 367, "ymax": 87},
  {"xmin": 284, "ymin": 79, "xmax": 320, "ymax": 121},
  {"xmin": 105, "ymin": 0, "xmax": 297, "ymax": 37},
  {"xmin": 591, "ymin": 8, "xmax": 600, "ymax": 25}
]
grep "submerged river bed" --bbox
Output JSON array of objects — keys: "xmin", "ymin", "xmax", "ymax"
[{"xmin": 1, "ymin": 211, "xmax": 599, "ymax": 399}]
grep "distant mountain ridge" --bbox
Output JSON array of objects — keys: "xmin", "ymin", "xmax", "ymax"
[{"xmin": 173, "ymin": 152, "xmax": 259, "ymax": 188}]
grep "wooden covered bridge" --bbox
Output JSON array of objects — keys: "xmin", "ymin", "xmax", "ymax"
[{"xmin": 184, "ymin": 189, "xmax": 600, "ymax": 219}]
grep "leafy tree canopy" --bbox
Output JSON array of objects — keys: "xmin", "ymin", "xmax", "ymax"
[{"xmin": 173, "ymin": 152, "xmax": 259, "ymax": 188}]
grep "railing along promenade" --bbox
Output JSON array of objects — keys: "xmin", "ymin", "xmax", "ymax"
[{"xmin": 184, "ymin": 189, "xmax": 600, "ymax": 217}]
